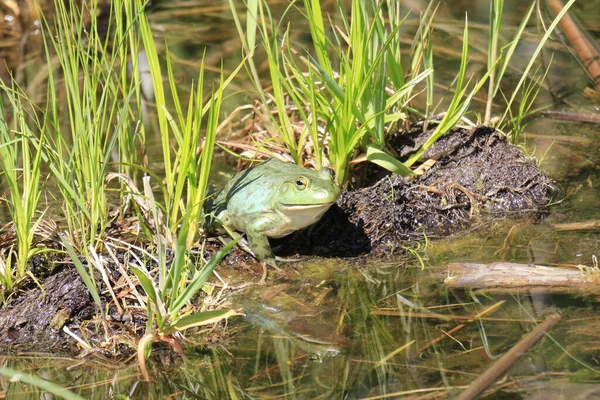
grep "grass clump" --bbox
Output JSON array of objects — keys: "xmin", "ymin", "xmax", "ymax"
[
  {"xmin": 230, "ymin": 0, "xmax": 489, "ymax": 184},
  {"xmin": 0, "ymin": 85, "xmax": 45, "ymax": 297},
  {"xmin": 0, "ymin": 0, "xmax": 243, "ymax": 356},
  {"xmin": 229, "ymin": 0, "xmax": 577, "ymax": 185}
]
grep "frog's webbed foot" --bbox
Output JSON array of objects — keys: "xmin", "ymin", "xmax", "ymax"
[
  {"xmin": 219, "ymin": 231, "xmax": 280, "ymax": 284},
  {"xmin": 246, "ymin": 215, "xmax": 287, "ymax": 283},
  {"xmin": 248, "ymin": 233, "xmax": 281, "ymax": 285},
  {"xmin": 259, "ymin": 257, "xmax": 280, "ymax": 285}
]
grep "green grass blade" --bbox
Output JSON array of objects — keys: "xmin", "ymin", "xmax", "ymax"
[
  {"xmin": 60, "ymin": 238, "xmax": 102, "ymax": 311},
  {"xmin": 246, "ymin": 0, "xmax": 258, "ymax": 52},
  {"xmin": 130, "ymin": 266, "xmax": 160, "ymax": 309},
  {"xmin": 493, "ymin": 1, "xmax": 535, "ymax": 98},
  {"xmin": 304, "ymin": 0, "xmax": 333, "ymax": 76},
  {"xmin": 137, "ymin": 0, "xmax": 171, "ymax": 185},
  {"xmin": 366, "ymin": 146, "xmax": 414, "ymax": 175},
  {"xmin": 168, "ymin": 237, "xmax": 239, "ymax": 316},
  {"xmin": 0, "ymin": 367, "xmax": 85, "ymax": 400},
  {"xmin": 161, "ymin": 309, "xmax": 241, "ymax": 336},
  {"xmin": 499, "ymin": 0, "xmax": 576, "ymax": 125},
  {"xmin": 165, "ymin": 215, "xmax": 190, "ymax": 305}
]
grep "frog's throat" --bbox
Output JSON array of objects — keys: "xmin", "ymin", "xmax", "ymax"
[{"xmin": 278, "ymin": 202, "xmax": 334, "ymax": 210}]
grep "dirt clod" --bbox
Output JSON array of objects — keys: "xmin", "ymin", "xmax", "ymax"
[{"xmin": 0, "ymin": 267, "xmax": 94, "ymax": 354}]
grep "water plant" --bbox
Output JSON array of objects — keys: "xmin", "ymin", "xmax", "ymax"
[
  {"xmin": 42, "ymin": 0, "xmax": 131, "ymax": 253},
  {"xmin": 229, "ymin": 0, "xmax": 497, "ymax": 183},
  {"xmin": 137, "ymin": 0, "xmax": 244, "ymax": 246},
  {"xmin": 228, "ymin": 0, "xmax": 579, "ymax": 184},
  {"xmin": 131, "ymin": 213, "xmax": 241, "ymax": 380},
  {"xmin": 0, "ymin": 366, "xmax": 84, "ymax": 400},
  {"xmin": 230, "ymin": 0, "xmax": 426, "ymax": 183},
  {"xmin": 496, "ymin": 0, "xmax": 576, "ymax": 139},
  {"xmin": 0, "ymin": 84, "xmax": 45, "ymax": 297}
]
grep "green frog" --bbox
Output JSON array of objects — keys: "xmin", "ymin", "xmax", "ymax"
[{"xmin": 210, "ymin": 158, "xmax": 340, "ymax": 280}]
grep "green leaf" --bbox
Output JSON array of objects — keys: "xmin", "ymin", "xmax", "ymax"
[
  {"xmin": 246, "ymin": 0, "xmax": 258, "ymax": 52},
  {"xmin": 164, "ymin": 215, "xmax": 190, "ymax": 301},
  {"xmin": 60, "ymin": 238, "xmax": 102, "ymax": 310},
  {"xmin": 131, "ymin": 265, "xmax": 163, "ymax": 328},
  {"xmin": 0, "ymin": 367, "xmax": 85, "ymax": 400},
  {"xmin": 168, "ymin": 236, "xmax": 240, "ymax": 315},
  {"xmin": 161, "ymin": 309, "xmax": 241, "ymax": 336},
  {"xmin": 366, "ymin": 146, "xmax": 414, "ymax": 175},
  {"xmin": 130, "ymin": 266, "xmax": 159, "ymax": 307}
]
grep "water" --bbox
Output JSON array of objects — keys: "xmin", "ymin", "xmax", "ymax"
[
  {"xmin": 4, "ymin": 257, "xmax": 600, "ymax": 397},
  {"xmin": 2, "ymin": 0, "xmax": 600, "ymax": 398}
]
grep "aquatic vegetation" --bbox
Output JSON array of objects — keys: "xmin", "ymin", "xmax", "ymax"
[
  {"xmin": 230, "ymin": 0, "xmax": 433, "ymax": 183},
  {"xmin": 227, "ymin": 0, "xmax": 579, "ymax": 185},
  {"xmin": 0, "ymin": 85, "xmax": 45, "ymax": 297},
  {"xmin": 131, "ymin": 220, "xmax": 240, "ymax": 380},
  {"xmin": 229, "ymin": 0, "xmax": 490, "ymax": 182},
  {"xmin": 0, "ymin": 366, "xmax": 84, "ymax": 400},
  {"xmin": 494, "ymin": 0, "xmax": 576, "ymax": 140},
  {"xmin": 0, "ymin": 0, "xmax": 244, "ymax": 355}
]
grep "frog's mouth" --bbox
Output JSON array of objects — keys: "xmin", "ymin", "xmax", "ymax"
[
  {"xmin": 279, "ymin": 202, "xmax": 334, "ymax": 210},
  {"xmin": 271, "ymin": 202, "xmax": 335, "ymax": 238},
  {"xmin": 278, "ymin": 202, "xmax": 335, "ymax": 224}
]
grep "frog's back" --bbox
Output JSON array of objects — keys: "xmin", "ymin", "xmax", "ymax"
[{"xmin": 215, "ymin": 159, "xmax": 287, "ymax": 216}]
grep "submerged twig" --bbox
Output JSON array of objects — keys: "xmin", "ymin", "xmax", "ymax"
[
  {"xmin": 456, "ymin": 313, "xmax": 562, "ymax": 400},
  {"xmin": 541, "ymin": 111, "xmax": 600, "ymax": 124},
  {"xmin": 419, "ymin": 301, "xmax": 506, "ymax": 353},
  {"xmin": 546, "ymin": 0, "xmax": 600, "ymax": 92}
]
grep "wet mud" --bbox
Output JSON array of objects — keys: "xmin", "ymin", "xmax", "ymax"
[
  {"xmin": 0, "ymin": 263, "xmax": 94, "ymax": 354},
  {"xmin": 277, "ymin": 125, "xmax": 556, "ymax": 256}
]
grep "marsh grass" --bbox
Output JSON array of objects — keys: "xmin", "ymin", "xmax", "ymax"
[
  {"xmin": 23, "ymin": 0, "xmax": 148, "ymax": 310},
  {"xmin": 0, "ymin": 84, "xmax": 46, "ymax": 295},
  {"xmin": 405, "ymin": 17, "xmax": 498, "ymax": 167},
  {"xmin": 231, "ymin": 0, "xmax": 435, "ymax": 183},
  {"xmin": 228, "ymin": 0, "xmax": 578, "ymax": 183},
  {"xmin": 43, "ymin": 0, "xmax": 127, "ymax": 252},
  {"xmin": 229, "ymin": 0, "xmax": 494, "ymax": 183},
  {"xmin": 497, "ymin": 0, "xmax": 576, "ymax": 138},
  {"xmin": 0, "ymin": 0, "xmax": 244, "ymax": 360}
]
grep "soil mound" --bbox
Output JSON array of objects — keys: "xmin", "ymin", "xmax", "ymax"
[{"xmin": 277, "ymin": 126, "xmax": 557, "ymax": 255}]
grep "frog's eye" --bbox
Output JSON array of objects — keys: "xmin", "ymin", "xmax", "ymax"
[{"xmin": 295, "ymin": 177, "xmax": 308, "ymax": 190}]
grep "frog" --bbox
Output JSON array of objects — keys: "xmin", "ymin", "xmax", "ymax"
[{"xmin": 210, "ymin": 158, "xmax": 340, "ymax": 281}]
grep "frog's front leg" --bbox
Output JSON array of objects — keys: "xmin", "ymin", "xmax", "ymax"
[{"xmin": 246, "ymin": 213, "xmax": 284, "ymax": 283}]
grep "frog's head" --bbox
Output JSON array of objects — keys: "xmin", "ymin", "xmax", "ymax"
[{"xmin": 275, "ymin": 167, "xmax": 341, "ymax": 226}]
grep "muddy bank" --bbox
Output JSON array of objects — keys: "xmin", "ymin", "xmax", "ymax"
[
  {"xmin": 276, "ymin": 126, "xmax": 557, "ymax": 256},
  {"xmin": 0, "ymin": 265, "xmax": 94, "ymax": 354},
  {"xmin": 0, "ymin": 125, "xmax": 557, "ymax": 355}
]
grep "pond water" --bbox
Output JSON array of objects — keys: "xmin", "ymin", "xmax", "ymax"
[{"xmin": 2, "ymin": 0, "xmax": 600, "ymax": 398}]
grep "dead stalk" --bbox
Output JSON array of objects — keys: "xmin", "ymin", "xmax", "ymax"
[{"xmin": 456, "ymin": 313, "xmax": 562, "ymax": 400}]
